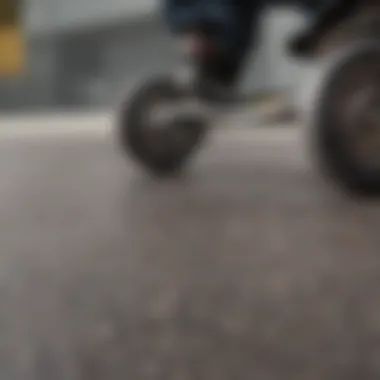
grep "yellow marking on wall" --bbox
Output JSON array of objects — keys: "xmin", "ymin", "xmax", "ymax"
[
  {"xmin": 0, "ymin": 0, "xmax": 24, "ymax": 77},
  {"xmin": 0, "ymin": 25, "xmax": 24, "ymax": 76}
]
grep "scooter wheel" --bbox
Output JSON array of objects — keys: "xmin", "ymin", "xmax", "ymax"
[
  {"xmin": 312, "ymin": 41, "xmax": 380, "ymax": 196},
  {"xmin": 118, "ymin": 75, "xmax": 208, "ymax": 176}
]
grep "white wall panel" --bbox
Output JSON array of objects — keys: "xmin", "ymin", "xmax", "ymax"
[{"xmin": 25, "ymin": 0, "xmax": 158, "ymax": 35}]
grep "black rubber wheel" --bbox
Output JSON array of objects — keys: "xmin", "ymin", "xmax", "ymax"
[
  {"xmin": 312, "ymin": 41, "xmax": 380, "ymax": 196},
  {"xmin": 118, "ymin": 76, "xmax": 208, "ymax": 176}
]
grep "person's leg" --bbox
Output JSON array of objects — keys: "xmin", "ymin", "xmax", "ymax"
[
  {"xmin": 197, "ymin": 0, "xmax": 264, "ymax": 88},
  {"xmin": 162, "ymin": 0, "xmax": 263, "ymax": 99},
  {"xmin": 162, "ymin": 0, "xmax": 238, "ymax": 55}
]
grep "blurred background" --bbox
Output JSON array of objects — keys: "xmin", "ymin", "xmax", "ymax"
[
  {"xmin": 0, "ymin": 0, "xmax": 311, "ymax": 112},
  {"xmin": 3, "ymin": 2, "xmax": 380, "ymax": 380}
]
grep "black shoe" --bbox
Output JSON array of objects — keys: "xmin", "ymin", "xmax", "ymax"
[{"xmin": 287, "ymin": 31, "xmax": 318, "ymax": 59}]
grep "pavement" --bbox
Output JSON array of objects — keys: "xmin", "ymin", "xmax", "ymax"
[{"xmin": 1, "ymin": 114, "xmax": 380, "ymax": 379}]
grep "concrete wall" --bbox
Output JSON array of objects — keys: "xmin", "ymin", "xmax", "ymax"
[
  {"xmin": 25, "ymin": 0, "xmax": 157, "ymax": 36},
  {"xmin": 0, "ymin": 3, "xmax": 308, "ymax": 111},
  {"xmin": 0, "ymin": 36, "xmax": 61, "ymax": 110}
]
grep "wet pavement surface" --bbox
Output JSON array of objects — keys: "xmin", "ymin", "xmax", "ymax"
[{"xmin": 1, "ymin": 125, "xmax": 380, "ymax": 379}]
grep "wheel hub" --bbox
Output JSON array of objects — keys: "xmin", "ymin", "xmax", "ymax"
[{"xmin": 141, "ymin": 96, "xmax": 207, "ymax": 157}]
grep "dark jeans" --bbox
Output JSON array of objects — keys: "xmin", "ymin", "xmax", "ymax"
[{"xmin": 163, "ymin": 0, "xmax": 339, "ymax": 85}]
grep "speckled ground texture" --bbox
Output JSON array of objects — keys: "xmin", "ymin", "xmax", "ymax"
[{"xmin": 1, "ymin": 122, "xmax": 380, "ymax": 380}]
